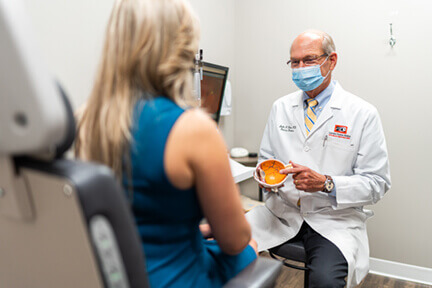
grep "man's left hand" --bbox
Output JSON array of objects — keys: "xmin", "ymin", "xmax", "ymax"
[{"xmin": 280, "ymin": 161, "xmax": 326, "ymax": 192}]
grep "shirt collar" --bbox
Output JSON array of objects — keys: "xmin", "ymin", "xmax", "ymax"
[{"xmin": 302, "ymin": 80, "xmax": 336, "ymax": 105}]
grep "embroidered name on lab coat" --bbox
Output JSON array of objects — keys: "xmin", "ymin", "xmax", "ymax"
[
  {"xmin": 279, "ymin": 124, "xmax": 296, "ymax": 132},
  {"xmin": 329, "ymin": 131, "xmax": 351, "ymax": 140}
]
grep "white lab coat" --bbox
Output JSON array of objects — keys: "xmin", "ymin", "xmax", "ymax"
[{"xmin": 246, "ymin": 82, "xmax": 391, "ymax": 288}]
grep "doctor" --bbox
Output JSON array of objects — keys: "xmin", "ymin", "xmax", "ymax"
[{"xmin": 246, "ymin": 30, "xmax": 391, "ymax": 288}]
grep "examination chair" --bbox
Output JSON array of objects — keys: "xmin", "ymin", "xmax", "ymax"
[{"xmin": 0, "ymin": 1, "xmax": 281, "ymax": 287}]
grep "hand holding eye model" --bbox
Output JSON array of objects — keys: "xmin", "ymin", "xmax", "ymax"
[{"xmin": 253, "ymin": 159, "xmax": 292, "ymax": 192}]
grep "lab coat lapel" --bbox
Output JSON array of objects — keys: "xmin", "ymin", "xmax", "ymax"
[
  {"xmin": 292, "ymin": 92, "xmax": 307, "ymax": 139},
  {"xmin": 310, "ymin": 104, "xmax": 333, "ymax": 134}
]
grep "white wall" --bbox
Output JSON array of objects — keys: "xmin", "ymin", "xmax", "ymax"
[
  {"xmin": 23, "ymin": 0, "xmax": 115, "ymax": 109},
  {"xmin": 23, "ymin": 0, "xmax": 432, "ymax": 270},
  {"xmin": 24, "ymin": 0, "xmax": 237, "ymax": 147},
  {"xmin": 232, "ymin": 0, "xmax": 432, "ymax": 269},
  {"xmin": 188, "ymin": 0, "xmax": 236, "ymax": 148}
]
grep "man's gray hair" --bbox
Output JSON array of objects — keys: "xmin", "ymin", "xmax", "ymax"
[{"xmin": 302, "ymin": 29, "xmax": 336, "ymax": 55}]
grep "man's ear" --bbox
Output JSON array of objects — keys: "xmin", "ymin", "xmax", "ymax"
[{"xmin": 329, "ymin": 52, "xmax": 338, "ymax": 70}]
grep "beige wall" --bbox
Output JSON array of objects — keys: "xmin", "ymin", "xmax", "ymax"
[{"xmin": 24, "ymin": 0, "xmax": 432, "ymax": 269}]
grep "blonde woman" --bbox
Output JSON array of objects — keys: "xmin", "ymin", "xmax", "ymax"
[{"xmin": 75, "ymin": 0, "xmax": 257, "ymax": 287}]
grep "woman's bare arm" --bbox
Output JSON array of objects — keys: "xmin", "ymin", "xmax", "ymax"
[{"xmin": 165, "ymin": 109, "xmax": 251, "ymax": 255}]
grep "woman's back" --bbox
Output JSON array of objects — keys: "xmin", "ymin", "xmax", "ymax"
[{"xmin": 126, "ymin": 97, "xmax": 255, "ymax": 287}]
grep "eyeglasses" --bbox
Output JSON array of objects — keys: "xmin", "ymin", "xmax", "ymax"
[{"xmin": 287, "ymin": 53, "xmax": 328, "ymax": 68}]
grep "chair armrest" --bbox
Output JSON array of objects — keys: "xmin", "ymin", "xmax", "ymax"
[{"xmin": 223, "ymin": 257, "xmax": 282, "ymax": 288}]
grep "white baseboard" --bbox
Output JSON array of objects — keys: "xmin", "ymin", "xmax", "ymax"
[{"xmin": 369, "ymin": 257, "xmax": 432, "ymax": 285}]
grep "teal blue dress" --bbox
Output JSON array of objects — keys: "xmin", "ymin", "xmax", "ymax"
[{"xmin": 124, "ymin": 97, "xmax": 256, "ymax": 288}]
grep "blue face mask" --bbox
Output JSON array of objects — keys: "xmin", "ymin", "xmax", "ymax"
[{"xmin": 292, "ymin": 57, "xmax": 330, "ymax": 92}]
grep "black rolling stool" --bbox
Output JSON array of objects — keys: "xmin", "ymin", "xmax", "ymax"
[{"xmin": 269, "ymin": 240, "xmax": 309, "ymax": 287}]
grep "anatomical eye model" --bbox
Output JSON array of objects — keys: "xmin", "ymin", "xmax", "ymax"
[{"xmin": 254, "ymin": 159, "xmax": 291, "ymax": 192}]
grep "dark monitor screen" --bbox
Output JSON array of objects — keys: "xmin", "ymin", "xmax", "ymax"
[{"xmin": 200, "ymin": 62, "xmax": 229, "ymax": 124}]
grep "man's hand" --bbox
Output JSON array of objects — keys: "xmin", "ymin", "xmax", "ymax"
[{"xmin": 279, "ymin": 161, "xmax": 326, "ymax": 192}]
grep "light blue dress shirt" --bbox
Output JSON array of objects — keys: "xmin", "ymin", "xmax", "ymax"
[
  {"xmin": 302, "ymin": 80, "xmax": 337, "ymax": 197},
  {"xmin": 302, "ymin": 80, "xmax": 335, "ymax": 118}
]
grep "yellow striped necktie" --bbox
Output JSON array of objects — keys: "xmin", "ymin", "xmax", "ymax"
[{"xmin": 305, "ymin": 98, "xmax": 318, "ymax": 135}]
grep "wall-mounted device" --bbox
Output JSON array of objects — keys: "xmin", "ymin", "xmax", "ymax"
[
  {"xmin": 193, "ymin": 49, "xmax": 203, "ymax": 104},
  {"xmin": 389, "ymin": 23, "xmax": 396, "ymax": 47}
]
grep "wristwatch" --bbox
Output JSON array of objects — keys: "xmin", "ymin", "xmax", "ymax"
[{"xmin": 322, "ymin": 175, "xmax": 334, "ymax": 193}]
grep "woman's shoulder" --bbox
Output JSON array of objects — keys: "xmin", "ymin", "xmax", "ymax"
[{"xmin": 176, "ymin": 108, "xmax": 217, "ymax": 137}]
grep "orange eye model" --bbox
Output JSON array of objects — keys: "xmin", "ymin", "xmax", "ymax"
[
  {"xmin": 260, "ymin": 160, "xmax": 287, "ymax": 184},
  {"xmin": 254, "ymin": 159, "xmax": 291, "ymax": 192}
]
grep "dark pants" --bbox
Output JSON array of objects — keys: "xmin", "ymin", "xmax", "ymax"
[{"xmin": 290, "ymin": 221, "xmax": 348, "ymax": 288}]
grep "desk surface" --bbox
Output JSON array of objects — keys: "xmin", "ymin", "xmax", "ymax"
[{"xmin": 229, "ymin": 158, "xmax": 255, "ymax": 183}]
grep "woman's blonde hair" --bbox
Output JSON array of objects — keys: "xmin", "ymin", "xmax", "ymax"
[{"xmin": 75, "ymin": 0, "xmax": 200, "ymax": 178}]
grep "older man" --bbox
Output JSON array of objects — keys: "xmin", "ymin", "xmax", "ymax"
[{"xmin": 246, "ymin": 30, "xmax": 391, "ymax": 287}]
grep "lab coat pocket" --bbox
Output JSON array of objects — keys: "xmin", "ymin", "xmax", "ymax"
[
  {"xmin": 322, "ymin": 136, "xmax": 356, "ymax": 173},
  {"xmin": 325, "ymin": 136, "xmax": 355, "ymax": 151}
]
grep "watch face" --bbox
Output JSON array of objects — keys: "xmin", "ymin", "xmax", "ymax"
[{"xmin": 325, "ymin": 180, "xmax": 334, "ymax": 191}]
